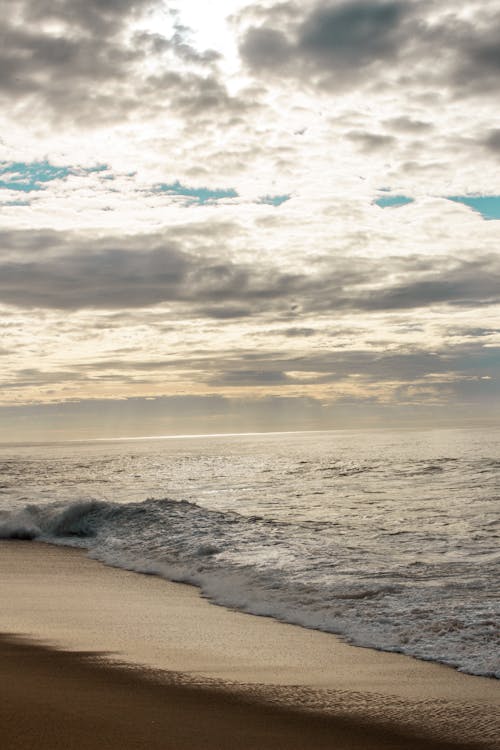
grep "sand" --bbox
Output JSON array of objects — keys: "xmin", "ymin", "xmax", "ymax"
[{"xmin": 1, "ymin": 541, "xmax": 499, "ymax": 749}]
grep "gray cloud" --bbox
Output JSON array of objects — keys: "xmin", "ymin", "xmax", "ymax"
[
  {"xmin": 0, "ymin": 0, "xmax": 241, "ymax": 123},
  {"xmin": 239, "ymin": 1, "xmax": 500, "ymax": 99},
  {"xmin": 205, "ymin": 344, "xmax": 499, "ymax": 387},
  {"xmin": 78, "ymin": 340, "xmax": 499, "ymax": 389},
  {"xmin": 281, "ymin": 327, "xmax": 318, "ymax": 337},
  {"xmin": 22, "ymin": 0, "xmax": 154, "ymax": 34},
  {"xmin": 446, "ymin": 326, "xmax": 500, "ymax": 339},
  {"xmin": 451, "ymin": 14, "xmax": 500, "ymax": 97},
  {"xmin": 355, "ymin": 256, "xmax": 500, "ymax": 312},
  {"xmin": 384, "ymin": 116, "xmax": 433, "ymax": 133},
  {"xmin": 39, "ymin": 342, "xmax": 495, "ymax": 434},
  {"xmin": 239, "ymin": 0, "xmax": 417, "ymax": 88},
  {"xmin": 0, "ymin": 368, "xmax": 81, "ymax": 390},
  {"xmin": 195, "ymin": 305, "xmax": 254, "ymax": 319},
  {"xmin": 1, "ymin": 229, "xmax": 499, "ymax": 315},
  {"xmin": 0, "ymin": 229, "xmax": 301, "ymax": 311},
  {"xmin": 4, "ymin": 316, "xmax": 498, "ymax": 412},
  {"xmin": 483, "ymin": 128, "xmax": 500, "ymax": 153},
  {"xmin": 297, "ymin": 0, "xmax": 406, "ymax": 67},
  {"xmin": 209, "ymin": 369, "xmax": 292, "ymax": 386},
  {"xmin": 345, "ymin": 130, "xmax": 396, "ymax": 152},
  {"xmin": 145, "ymin": 71, "xmax": 248, "ymax": 119}
]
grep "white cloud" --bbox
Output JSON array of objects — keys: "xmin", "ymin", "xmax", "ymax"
[{"xmin": 0, "ymin": 0, "xmax": 499, "ymax": 436}]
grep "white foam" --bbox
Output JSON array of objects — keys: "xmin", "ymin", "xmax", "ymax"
[{"xmin": 1, "ymin": 495, "xmax": 498, "ymax": 679}]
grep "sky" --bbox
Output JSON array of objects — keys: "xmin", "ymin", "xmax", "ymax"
[{"xmin": 0, "ymin": 0, "xmax": 499, "ymax": 441}]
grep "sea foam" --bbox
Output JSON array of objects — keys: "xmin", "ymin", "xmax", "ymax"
[{"xmin": 1, "ymin": 493, "xmax": 498, "ymax": 679}]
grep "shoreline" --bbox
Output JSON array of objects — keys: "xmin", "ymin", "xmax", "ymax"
[{"xmin": 1, "ymin": 541, "xmax": 499, "ymax": 749}]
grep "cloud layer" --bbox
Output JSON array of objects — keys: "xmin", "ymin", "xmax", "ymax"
[
  {"xmin": 0, "ymin": 0, "xmax": 499, "ymax": 437},
  {"xmin": 1, "ymin": 229, "xmax": 499, "ymax": 314}
]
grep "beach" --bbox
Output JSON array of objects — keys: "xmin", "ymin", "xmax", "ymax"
[{"xmin": 1, "ymin": 541, "xmax": 499, "ymax": 749}]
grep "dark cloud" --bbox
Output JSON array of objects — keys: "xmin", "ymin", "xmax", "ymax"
[
  {"xmin": 196, "ymin": 305, "xmax": 254, "ymax": 319},
  {"xmin": 446, "ymin": 326, "xmax": 500, "ymax": 339},
  {"xmin": 135, "ymin": 30, "xmax": 221, "ymax": 65},
  {"xmin": 5, "ymin": 321, "xmax": 499, "ymax": 407},
  {"xmin": 23, "ymin": 0, "xmax": 154, "ymax": 34},
  {"xmin": 0, "ymin": 229, "xmax": 302, "ymax": 311},
  {"xmin": 483, "ymin": 128, "xmax": 500, "ymax": 152},
  {"xmin": 72, "ymin": 342, "xmax": 500, "ymax": 399},
  {"xmin": 145, "ymin": 71, "xmax": 247, "ymax": 119},
  {"xmin": 355, "ymin": 256, "xmax": 500, "ymax": 312},
  {"xmin": 281, "ymin": 327, "xmax": 318, "ymax": 337},
  {"xmin": 1, "ymin": 229, "xmax": 499, "ymax": 315},
  {"xmin": 384, "ymin": 116, "xmax": 433, "ymax": 133},
  {"xmin": 238, "ymin": 1, "xmax": 500, "ymax": 99},
  {"xmin": 240, "ymin": 27, "xmax": 292, "ymax": 68},
  {"xmin": 0, "ymin": 368, "xmax": 82, "ymax": 390},
  {"xmin": 239, "ymin": 0, "xmax": 416, "ymax": 88},
  {"xmin": 209, "ymin": 369, "xmax": 292, "ymax": 386},
  {"xmin": 451, "ymin": 15, "xmax": 500, "ymax": 97},
  {"xmin": 297, "ymin": 0, "xmax": 406, "ymax": 66},
  {"xmin": 346, "ymin": 130, "xmax": 396, "ymax": 151},
  {"xmin": 0, "ymin": 0, "xmax": 241, "ymax": 124}
]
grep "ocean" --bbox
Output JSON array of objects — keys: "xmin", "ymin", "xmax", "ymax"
[{"xmin": 0, "ymin": 428, "xmax": 498, "ymax": 678}]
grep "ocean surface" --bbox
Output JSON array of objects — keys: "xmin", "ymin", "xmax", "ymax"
[{"xmin": 0, "ymin": 428, "xmax": 498, "ymax": 678}]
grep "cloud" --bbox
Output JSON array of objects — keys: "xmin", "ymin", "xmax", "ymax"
[
  {"xmin": 200, "ymin": 342, "xmax": 500, "ymax": 388},
  {"xmin": 281, "ymin": 327, "xmax": 318, "ymax": 337},
  {"xmin": 3, "ymin": 337, "xmax": 497, "ymax": 439},
  {"xmin": 484, "ymin": 129, "xmax": 500, "ymax": 152},
  {"xmin": 297, "ymin": 0, "xmax": 406, "ymax": 67},
  {"xmin": 450, "ymin": 10, "xmax": 500, "ymax": 97},
  {"xmin": 0, "ymin": 229, "xmax": 299, "ymax": 311},
  {"xmin": 346, "ymin": 131, "xmax": 396, "ymax": 152},
  {"xmin": 351, "ymin": 255, "xmax": 500, "ymax": 311},
  {"xmin": 238, "ymin": 0, "xmax": 500, "ymax": 100},
  {"xmin": 0, "ymin": 0, "xmax": 241, "ymax": 124},
  {"xmin": 0, "ymin": 229, "xmax": 499, "ymax": 315},
  {"xmin": 384, "ymin": 116, "xmax": 433, "ymax": 133},
  {"xmin": 446, "ymin": 326, "xmax": 500, "ymax": 339},
  {"xmin": 209, "ymin": 369, "xmax": 292, "ymax": 386},
  {"xmin": 1, "ymin": 0, "xmax": 499, "ymax": 436},
  {"xmin": 239, "ymin": 0, "xmax": 416, "ymax": 88}
]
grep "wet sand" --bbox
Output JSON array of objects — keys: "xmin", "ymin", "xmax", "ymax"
[{"xmin": 1, "ymin": 541, "xmax": 499, "ymax": 749}]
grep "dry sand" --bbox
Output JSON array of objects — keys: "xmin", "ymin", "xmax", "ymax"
[{"xmin": 1, "ymin": 541, "xmax": 499, "ymax": 749}]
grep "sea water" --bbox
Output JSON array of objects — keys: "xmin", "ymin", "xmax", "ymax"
[{"xmin": 0, "ymin": 428, "xmax": 498, "ymax": 678}]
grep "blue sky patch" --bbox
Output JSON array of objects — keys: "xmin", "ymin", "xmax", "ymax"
[
  {"xmin": 155, "ymin": 181, "xmax": 238, "ymax": 204},
  {"xmin": 84, "ymin": 164, "xmax": 109, "ymax": 174},
  {"xmin": 446, "ymin": 195, "xmax": 500, "ymax": 220},
  {"xmin": 374, "ymin": 195, "xmax": 414, "ymax": 208},
  {"xmin": 259, "ymin": 194, "xmax": 291, "ymax": 206},
  {"xmin": 0, "ymin": 160, "xmax": 71, "ymax": 192},
  {"xmin": 0, "ymin": 160, "xmax": 109, "ymax": 192}
]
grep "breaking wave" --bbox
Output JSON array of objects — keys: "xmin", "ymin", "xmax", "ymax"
[{"xmin": 1, "ymin": 496, "xmax": 498, "ymax": 679}]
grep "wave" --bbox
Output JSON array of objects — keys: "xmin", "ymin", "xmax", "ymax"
[
  {"xmin": 1, "ymin": 497, "xmax": 498, "ymax": 679},
  {"xmin": 0, "ymin": 500, "xmax": 107, "ymax": 540}
]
